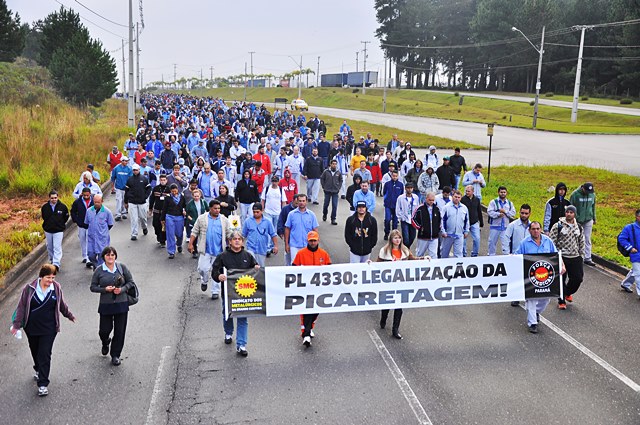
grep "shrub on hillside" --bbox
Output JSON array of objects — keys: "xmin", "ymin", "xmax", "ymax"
[
  {"xmin": 620, "ymin": 98, "xmax": 633, "ymax": 105},
  {"xmin": 545, "ymin": 92, "xmax": 554, "ymax": 97}
]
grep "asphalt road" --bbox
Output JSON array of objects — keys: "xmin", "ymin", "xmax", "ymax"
[
  {"xmin": 309, "ymin": 106, "xmax": 640, "ymax": 177},
  {"xmin": 2, "ymin": 190, "xmax": 639, "ymax": 425},
  {"xmin": 424, "ymin": 90, "xmax": 640, "ymax": 117}
]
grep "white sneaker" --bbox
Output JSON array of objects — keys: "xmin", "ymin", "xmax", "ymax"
[
  {"xmin": 38, "ymin": 386, "xmax": 48, "ymax": 396},
  {"xmin": 310, "ymin": 330, "xmax": 315, "ymax": 338},
  {"xmin": 33, "ymin": 372, "xmax": 39, "ymax": 381},
  {"xmin": 303, "ymin": 336, "xmax": 311, "ymax": 347}
]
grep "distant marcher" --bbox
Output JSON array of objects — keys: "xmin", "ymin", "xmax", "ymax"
[
  {"xmin": 90, "ymin": 246, "xmax": 135, "ymax": 366},
  {"xmin": 111, "ymin": 156, "xmax": 133, "ymax": 221},
  {"xmin": 215, "ymin": 185, "xmax": 237, "ymax": 218},
  {"xmin": 462, "ymin": 163, "xmax": 486, "ymax": 201},
  {"xmin": 185, "ymin": 189, "xmax": 208, "ymax": 258},
  {"xmin": 461, "ymin": 185, "xmax": 483, "ymax": 257},
  {"xmin": 549, "ymin": 205, "xmax": 585, "ymax": 310},
  {"xmin": 320, "ymin": 159, "xmax": 343, "ymax": 225},
  {"xmin": 440, "ymin": 190, "xmax": 469, "ymax": 258},
  {"xmin": 346, "ymin": 174, "xmax": 363, "ymax": 211},
  {"xmin": 543, "ymin": 182, "xmax": 571, "ymax": 233},
  {"xmin": 106, "ymin": 146, "xmax": 123, "ymax": 194},
  {"xmin": 411, "ymin": 192, "xmax": 441, "ymax": 259},
  {"xmin": 619, "ymin": 209, "xmax": 640, "ymax": 295},
  {"xmin": 277, "ymin": 194, "xmax": 300, "ymax": 266},
  {"xmin": 284, "ymin": 194, "xmax": 319, "ymax": 263},
  {"xmin": 242, "ymin": 203, "xmax": 278, "ymax": 267},
  {"xmin": 417, "ymin": 166, "xmax": 439, "ymax": 202},
  {"xmin": 211, "ymin": 230, "xmax": 259, "ymax": 357},
  {"xmin": 353, "ymin": 180, "xmax": 376, "ymax": 214},
  {"xmin": 569, "ymin": 182, "xmax": 596, "ymax": 266},
  {"xmin": 435, "ymin": 156, "xmax": 456, "ymax": 191},
  {"xmin": 12, "ymin": 264, "xmax": 76, "ymax": 396},
  {"xmin": 73, "ymin": 171, "xmax": 102, "ymax": 199},
  {"xmin": 84, "ymin": 194, "xmax": 115, "ymax": 269},
  {"xmin": 70, "ymin": 188, "xmax": 93, "ymax": 265},
  {"xmin": 293, "ymin": 230, "xmax": 332, "ymax": 348},
  {"xmin": 448, "ymin": 147, "xmax": 468, "ymax": 189},
  {"xmin": 235, "ymin": 170, "xmax": 260, "ymax": 222},
  {"xmin": 396, "ymin": 182, "xmax": 420, "ymax": 248},
  {"xmin": 161, "ymin": 183, "xmax": 187, "ymax": 259},
  {"xmin": 149, "ymin": 174, "xmax": 170, "ymax": 247},
  {"xmin": 41, "ymin": 190, "xmax": 69, "ymax": 271},
  {"xmin": 487, "ymin": 186, "xmax": 516, "ymax": 256},
  {"xmin": 302, "ymin": 148, "xmax": 323, "ymax": 204},
  {"xmin": 382, "ymin": 170, "xmax": 404, "ymax": 240}
]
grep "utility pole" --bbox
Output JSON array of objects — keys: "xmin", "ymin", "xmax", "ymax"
[
  {"xmin": 383, "ymin": 55, "xmax": 387, "ymax": 113},
  {"xmin": 135, "ymin": 22, "xmax": 140, "ymax": 106},
  {"xmin": 140, "ymin": 68, "xmax": 144, "ymax": 90},
  {"xmin": 249, "ymin": 51, "xmax": 255, "ymax": 88},
  {"xmin": 298, "ymin": 55, "xmax": 302, "ymax": 99},
  {"xmin": 317, "ymin": 56, "xmax": 320, "ymax": 87},
  {"xmin": 571, "ymin": 26, "xmax": 589, "ymax": 123},
  {"xmin": 200, "ymin": 68, "xmax": 203, "ymax": 89},
  {"xmin": 121, "ymin": 39, "xmax": 126, "ymax": 94},
  {"xmin": 244, "ymin": 62, "xmax": 247, "ymax": 101},
  {"xmin": 361, "ymin": 41, "xmax": 369, "ymax": 95},
  {"xmin": 210, "ymin": 66, "xmax": 214, "ymax": 87},
  {"xmin": 512, "ymin": 25, "xmax": 545, "ymax": 129},
  {"xmin": 173, "ymin": 63, "xmax": 177, "ymax": 84},
  {"xmin": 127, "ymin": 0, "xmax": 134, "ymax": 127},
  {"xmin": 355, "ymin": 51, "xmax": 359, "ymax": 72}
]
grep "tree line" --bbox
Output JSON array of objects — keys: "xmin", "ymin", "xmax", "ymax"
[
  {"xmin": 375, "ymin": 0, "xmax": 640, "ymax": 97},
  {"xmin": 0, "ymin": 1, "xmax": 117, "ymax": 106}
]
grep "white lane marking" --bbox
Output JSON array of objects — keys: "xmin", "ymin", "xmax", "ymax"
[
  {"xmin": 522, "ymin": 306, "xmax": 640, "ymax": 393},
  {"xmin": 368, "ymin": 330, "xmax": 433, "ymax": 425},
  {"xmin": 145, "ymin": 345, "xmax": 171, "ymax": 425}
]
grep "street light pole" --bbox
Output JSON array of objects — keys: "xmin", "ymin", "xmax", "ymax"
[
  {"xmin": 512, "ymin": 25, "xmax": 545, "ymax": 129},
  {"xmin": 361, "ymin": 41, "xmax": 369, "ymax": 95},
  {"xmin": 298, "ymin": 55, "xmax": 302, "ymax": 99},
  {"xmin": 127, "ymin": 0, "xmax": 134, "ymax": 127},
  {"xmin": 571, "ymin": 26, "xmax": 588, "ymax": 123}
]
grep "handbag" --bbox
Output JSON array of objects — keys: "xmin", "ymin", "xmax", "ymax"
[
  {"xmin": 228, "ymin": 214, "xmax": 242, "ymax": 230},
  {"xmin": 116, "ymin": 263, "xmax": 139, "ymax": 306}
]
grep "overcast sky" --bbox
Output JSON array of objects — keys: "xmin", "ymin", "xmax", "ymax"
[{"xmin": 8, "ymin": 0, "xmax": 386, "ymax": 87}]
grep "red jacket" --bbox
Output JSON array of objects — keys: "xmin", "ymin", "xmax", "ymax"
[
  {"xmin": 253, "ymin": 153, "xmax": 272, "ymax": 174},
  {"xmin": 366, "ymin": 162, "xmax": 382, "ymax": 183},
  {"xmin": 279, "ymin": 177, "xmax": 298, "ymax": 203},
  {"xmin": 251, "ymin": 168, "xmax": 267, "ymax": 194}
]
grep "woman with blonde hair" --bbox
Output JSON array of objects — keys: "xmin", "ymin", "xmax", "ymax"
[{"xmin": 376, "ymin": 229, "xmax": 428, "ymax": 339}]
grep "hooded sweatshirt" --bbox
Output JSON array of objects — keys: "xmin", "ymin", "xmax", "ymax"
[
  {"xmin": 543, "ymin": 182, "xmax": 571, "ymax": 232},
  {"xmin": 345, "ymin": 212, "xmax": 378, "ymax": 255}
]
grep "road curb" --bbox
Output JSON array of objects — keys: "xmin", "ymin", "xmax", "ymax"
[{"xmin": 0, "ymin": 180, "xmax": 113, "ymax": 304}]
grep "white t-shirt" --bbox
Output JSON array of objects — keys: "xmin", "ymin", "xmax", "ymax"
[{"xmin": 262, "ymin": 184, "xmax": 286, "ymax": 216}]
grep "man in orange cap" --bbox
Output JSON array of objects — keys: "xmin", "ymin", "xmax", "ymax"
[{"xmin": 292, "ymin": 230, "xmax": 331, "ymax": 348}]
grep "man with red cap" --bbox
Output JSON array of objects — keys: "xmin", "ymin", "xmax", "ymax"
[{"xmin": 292, "ymin": 230, "xmax": 331, "ymax": 348}]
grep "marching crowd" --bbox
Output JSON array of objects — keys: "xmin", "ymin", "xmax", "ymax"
[{"xmin": 11, "ymin": 93, "xmax": 640, "ymax": 396}]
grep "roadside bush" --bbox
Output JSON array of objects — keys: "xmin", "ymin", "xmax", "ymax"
[
  {"xmin": 453, "ymin": 92, "xmax": 460, "ymax": 96},
  {"xmin": 581, "ymin": 96, "xmax": 589, "ymax": 101},
  {"xmin": 352, "ymin": 88, "xmax": 359, "ymax": 93},
  {"xmin": 620, "ymin": 98, "xmax": 633, "ymax": 105},
  {"xmin": 529, "ymin": 100, "xmax": 535, "ymax": 106},
  {"xmin": 545, "ymin": 92, "xmax": 554, "ymax": 97}
]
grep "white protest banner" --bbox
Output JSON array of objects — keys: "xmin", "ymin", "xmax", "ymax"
[{"xmin": 264, "ymin": 255, "xmax": 527, "ymax": 317}]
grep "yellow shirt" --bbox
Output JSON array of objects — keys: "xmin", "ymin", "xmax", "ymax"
[{"xmin": 350, "ymin": 155, "xmax": 366, "ymax": 173}]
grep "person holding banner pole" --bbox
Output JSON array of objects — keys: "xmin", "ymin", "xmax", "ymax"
[
  {"xmin": 284, "ymin": 194, "xmax": 319, "ymax": 264},
  {"xmin": 292, "ymin": 231, "xmax": 332, "ymax": 348},
  {"xmin": 375, "ymin": 229, "xmax": 428, "ymax": 339},
  {"xmin": 211, "ymin": 230, "xmax": 259, "ymax": 357},
  {"xmin": 503, "ymin": 204, "xmax": 532, "ymax": 306},
  {"xmin": 515, "ymin": 221, "xmax": 564, "ymax": 334}
]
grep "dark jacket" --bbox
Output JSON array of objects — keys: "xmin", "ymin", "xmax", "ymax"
[
  {"xmin": 412, "ymin": 203, "xmax": 442, "ymax": 240},
  {"xmin": 211, "ymin": 247, "xmax": 258, "ymax": 282},
  {"xmin": 346, "ymin": 175, "xmax": 363, "ymax": 210},
  {"xmin": 186, "ymin": 199, "xmax": 208, "ymax": 226},
  {"xmin": 344, "ymin": 212, "xmax": 378, "ymax": 256},
  {"xmin": 41, "ymin": 201, "xmax": 69, "ymax": 233},
  {"xmin": 70, "ymin": 197, "xmax": 93, "ymax": 229},
  {"xmin": 149, "ymin": 183, "xmax": 170, "ymax": 213},
  {"xmin": 320, "ymin": 168, "xmax": 343, "ymax": 193},
  {"xmin": 124, "ymin": 174, "xmax": 151, "ymax": 204},
  {"xmin": 435, "ymin": 164, "xmax": 456, "ymax": 190},
  {"xmin": 461, "ymin": 194, "xmax": 484, "ymax": 227},
  {"xmin": 162, "ymin": 194, "xmax": 186, "ymax": 219},
  {"xmin": 277, "ymin": 202, "xmax": 296, "ymax": 236},
  {"xmin": 215, "ymin": 194, "xmax": 237, "ymax": 217},
  {"xmin": 90, "ymin": 262, "xmax": 134, "ymax": 315},
  {"xmin": 449, "ymin": 154, "xmax": 467, "ymax": 175},
  {"xmin": 235, "ymin": 178, "xmax": 259, "ymax": 204},
  {"xmin": 383, "ymin": 179, "xmax": 404, "ymax": 209},
  {"xmin": 544, "ymin": 182, "xmax": 571, "ymax": 232},
  {"xmin": 303, "ymin": 156, "xmax": 324, "ymax": 179},
  {"xmin": 13, "ymin": 280, "xmax": 75, "ymax": 333}
]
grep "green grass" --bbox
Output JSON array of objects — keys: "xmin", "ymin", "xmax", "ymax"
[
  {"xmin": 317, "ymin": 115, "xmax": 482, "ymax": 150},
  {"xmin": 0, "ymin": 222, "xmax": 44, "ymax": 290},
  {"xmin": 475, "ymin": 90, "xmax": 640, "ymax": 109},
  {"xmin": 483, "ymin": 165, "xmax": 640, "ymax": 267},
  {"xmin": 177, "ymin": 87, "xmax": 640, "ymax": 134}
]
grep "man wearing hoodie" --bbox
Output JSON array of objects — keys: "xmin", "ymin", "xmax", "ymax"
[
  {"xmin": 278, "ymin": 168, "xmax": 298, "ymax": 204},
  {"xmin": 382, "ymin": 170, "xmax": 404, "ymax": 240},
  {"xmin": 569, "ymin": 182, "xmax": 597, "ymax": 266},
  {"xmin": 549, "ymin": 205, "xmax": 585, "ymax": 309},
  {"xmin": 425, "ymin": 145, "xmax": 439, "ymax": 169},
  {"xmin": 543, "ymin": 182, "xmax": 571, "ymax": 233},
  {"xmin": 417, "ymin": 166, "xmax": 440, "ymax": 202},
  {"xmin": 619, "ymin": 209, "xmax": 640, "ymax": 296},
  {"xmin": 345, "ymin": 201, "xmax": 378, "ymax": 263},
  {"xmin": 346, "ymin": 174, "xmax": 363, "ymax": 211}
]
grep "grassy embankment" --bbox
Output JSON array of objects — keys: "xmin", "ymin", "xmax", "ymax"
[
  {"xmin": 484, "ymin": 165, "xmax": 640, "ymax": 267},
  {"xmin": 0, "ymin": 61, "xmax": 130, "ymax": 285},
  {"xmin": 475, "ymin": 90, "xmax": 640, "ymax": 109},
  {"xmin": 184, "ymin": 87, "xmax": 640, "ymax": 134}
]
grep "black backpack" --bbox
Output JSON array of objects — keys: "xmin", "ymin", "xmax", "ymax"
[{"xmin": 617, "ymin": 225, "xmax": 637, "ymax": 257}]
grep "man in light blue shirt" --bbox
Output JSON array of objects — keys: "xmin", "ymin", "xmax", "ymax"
[
  {"xmin": 284, "ymin": 194, "xmax": 319, "ymax": 262},
  {"xmin": 242, "ymin": 203, "xmax": 278, "ymax": 267},
  {"xmin": 440, "ymin": 190, "xmax": 469, "ymax": 258},
  {"xmin": 515, "ymin": 221, "xmax": 562, "ymax": 333},
  {"xmin": 353, "ymin": 181, "xmax": 376, "ymax": 214}
]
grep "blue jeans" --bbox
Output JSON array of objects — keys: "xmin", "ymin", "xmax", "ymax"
[
  {"xmin": 322, "ymin": 191, "xmax": 339, "ymax": 221},
  {"xmin": 463, "ymin": 222, "xmax": 480, "ymax": 257},
  {"xmin": 384, "ymin": 207, "xmax": 398, "ymax": 235},
  {"xmin": 454, "ymin": 174, "xmax": 461, "ymax": 190},
  {"xmin": 165, "ymin": 214, "xmax": 184, "ymax": 255},
  {"xmin": 264, "ymin": 213, "xmax": 278, "ymax": 251},
  {"xmin": 222, "ymin": 299, "xmax": 248, "ymax": 348},
  {"xmin": 441, "ymin": 235, "xmax": 464, "ymax": 258},
  {"xmin": 401, "ymin": 221, "xmax": 416, "ymax": 248}
]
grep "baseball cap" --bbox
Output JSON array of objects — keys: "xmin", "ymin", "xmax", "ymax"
[
  {"xmin": 178, "ymin": 158, "xmax": 185, "ymax": 165},
  {"xmin": 443, "ymin": 156, "xmax": 450, "ymax": 160},
  {"xmin": 131, "ymin": 163, "xmax": 140, "ymax": 170},
  {"xmin": 582, "ymin": 182, "xmax": 594, "ymax": 193},
  {"xmin": 271, "ymin": 175, "xmax": 280, "ymax": 182},
  {"xmin": 429, "ymin": 145, "xmax": 436, "ymax": 151},
  {"xmin": 121, "ymin": 156, "xmax": 129, "ymax": 161},
  {"xmin": 356, "ymin": 201, "xmax": 367, "ymax": 208},
  {"xmin": 307, "ymin": 231, "xmax": 319, "ymax": 241}
]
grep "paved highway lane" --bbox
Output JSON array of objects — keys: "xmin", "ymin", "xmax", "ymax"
[
  {"xmin": 310, "ymin": 106, "xmax": 640, "ymax": 177},
  {"xmin": 2, "ymin": 192, "xmax": 640, "ymax": 424}
]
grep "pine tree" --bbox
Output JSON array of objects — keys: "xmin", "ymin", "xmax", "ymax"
[{"xmin": 0, "ymin": 0, "xmax": 26, "ymax": 62}]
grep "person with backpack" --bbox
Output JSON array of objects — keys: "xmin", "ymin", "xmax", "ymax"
[
  {"xmin": 486, "ymin": 186, "xmax": 516, "ymax": 256},
  {"xmin": 261, "ymin": 176, "xmax": 287, "ymax": 255},
  {"xmin": 619, "ymin": 209, "xmax": 640, "ymax": 295},
  {"xmin": 320, "ymin": 159, "xmax": 343, "ymax": 225},
  {"xmin": 549, "ymin": 205, "xmax": 585, "ymax": 310}
]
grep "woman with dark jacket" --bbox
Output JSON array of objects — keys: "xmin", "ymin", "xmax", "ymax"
[
  {"xmin": 215, "ymin": 184, "xmax": 237, "ymax": 218},
  {"xmin": 345, "ymin": 174, "xmax": 363, "ymax": 211},
  {"xmin": 375, "ymin": 229, "xmax": 427, "ymax": 340},
  {"xmin": 12, "ymin": 264, "xmax": 75, "ymax": 396},
  {"xmin": 162, "ymin": 183, "xmax": 187, "ymax": 259},
  {"xmin": 90, "ymin": 246, "xmax": 134, "ymax": 366},
  {"xmin": 186, "ymin": 188, "xmax": 209, "ymax": 258}
]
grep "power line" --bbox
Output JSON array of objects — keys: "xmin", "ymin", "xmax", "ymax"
[
  {"xmin": 73, "ymin": 0, "xmax": 128, "ymax": 27},
  {"xmin": 53, "ymin": 0, "xmax": 125, "ymax": 39},
  {"xmin": 587, "ymin": 18, "xmax": 640, "ymax": 29},
  {"xmin": 548, "ymin": 42, "xmax": 640, "ymax": 48}
]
